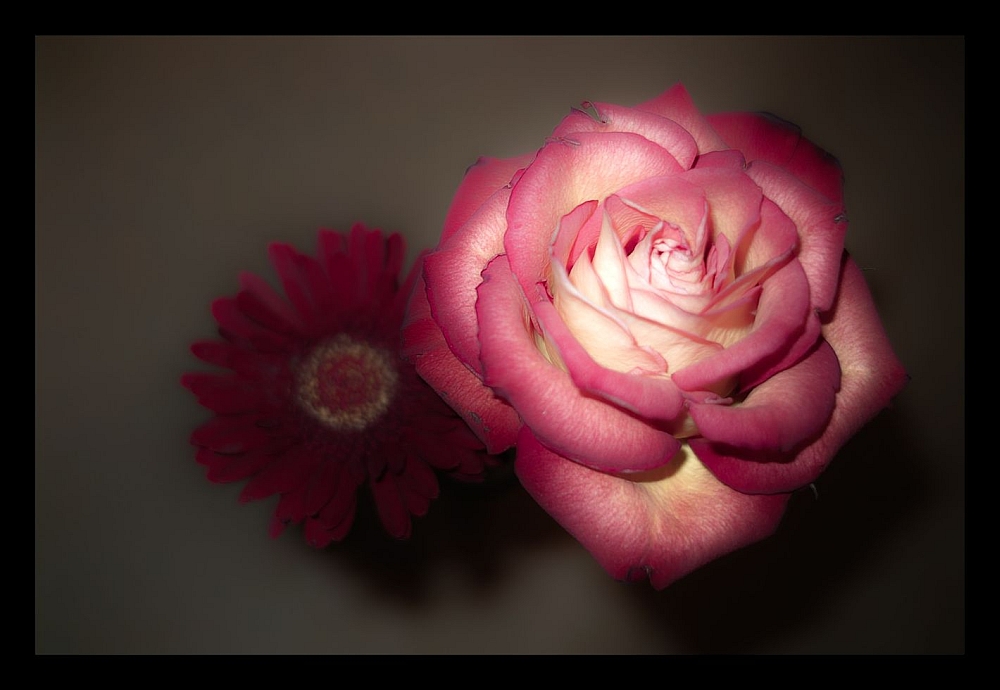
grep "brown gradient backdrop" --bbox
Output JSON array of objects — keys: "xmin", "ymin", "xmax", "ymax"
[{"xmin": 35, "ymin": 36, "xmax": 964, "ymax": 654}]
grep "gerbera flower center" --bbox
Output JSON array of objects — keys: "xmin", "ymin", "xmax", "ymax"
[{"xmin": 294, "ymin": 334, "xmax": 399, "ymax": 432}]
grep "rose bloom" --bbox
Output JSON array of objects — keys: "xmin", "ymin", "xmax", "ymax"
[
  {"xmin": 403, "ymin": 85, "xmax": 907, "ymax": 588},
  {"xmin": 183, "ymin": 225, "xmax": 491, "ymax": 546}
]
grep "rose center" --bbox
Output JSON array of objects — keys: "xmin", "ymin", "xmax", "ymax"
[{"xmin": 294, "ymin": 334, "xmax": 399, "ymax": 432}]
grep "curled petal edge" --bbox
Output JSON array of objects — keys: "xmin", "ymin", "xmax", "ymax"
[{"xmin": 515, "ymin": 428, "xmax": 790, "ymax": 589}]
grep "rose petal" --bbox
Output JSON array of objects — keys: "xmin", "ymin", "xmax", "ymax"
[
  {"xmin": 533, "ymin": 294, "xmax": 684, "ymax": 422},
  {"xmin": 689, "ymin": 339, "xmax": 840, "ymax": 453},
  {"xmin": 635, "ymin": 83, "xmax": 729, "ymax": 154},
  {"xmin": 552, "ymin": 101, "xmax": 700, "ymax": 170},
  {"xmin": 505, "ymin": 131, "xmax": 686, "ymax": 294},
  {"xmin": 613, "ymin": 307, "xmax": 723, "ymax": 375},
  {"xmin": 672, "ymin": 258, "xmax": 810, "ymax": 394},
  {"xmin": 552, "ymin": 200, "xmax": 600, "ymax": 271},
  {"xmin": 689, "ymin": 255, "xmax": 907, "ymax": 494},
  {"xmin": 550, "ymin": 257, "xmax": 664, "ymax": 374},
  {"xmin": 747, "ymin": 161, "xmax": 848, "ymax": 312},
  {"xmin": 515, "ymin": 428, "xmax": 790, "ymax": 589},
  {"xmin": 477, "ymin": 255, "xmax": 679, "ymax": 473},
  {"xmin": 588, "ymin": 207, "xmax": 635, "ymax": 310},
  {"xmin": 708, "ymin": 111, "xmax": 845, "ymax": 204},
  {"xmin": 628, "ymin": 284, "xmax": 756, "ymax": 348},
  {"xmin": 615, "ymin": 175, "xmax": 712, "ymax": 253},
  {"xmin": 442, "ymin": 154, "xmax": 535, "ymax": 242},
  {"xmin": 738, "ymin": 309, "xmax": 822, "ymax": 392},
  {"xmin": 402, "ymin": 272, "xmax": 521, "ymax": 454},
  {"xmin": 425, "ymin": 186, "xmax": 514, "ymax": 374}
]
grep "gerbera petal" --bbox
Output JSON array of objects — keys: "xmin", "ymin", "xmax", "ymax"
[
  {"xmin": 316, "ymin": 464, "xmax": 364, "ymax": 529},
  {"xmin": 274, "ymin": 483, "xmax": 310, "ymax": 524},
  {"xmin": 190, "ymin": 340, "xmax": 239, "ymax": 368},
  {"xmin": 301, "ymin": 457, "xmax": 345, "ymax": 517},
  {"xmin": 304, "ymin": 495, "xmax": 357, "ymax": 547},
  {"xmin": 239, "ymin": 446, "xmax": 322, "ymax": 503},
  {"xmin": 371, "ymin": 472, "xmax": 412, "ymax": 539},
  {"xmin": 318, "ymin": 230, "xmax": 359, "ymax": 313},
  {"xmin": 477, "ymin": 254, "xmax": 679, "ymax": 473},
  {"xmin": 237, "ymin": 270, "xmax": 305, "ymax": 337},
  {"xmin": 267, "ymin": 243, "xmax": 320, "ymax": 327},
  {"xmin": 350, "ymin": 223, "xmax": 398, "ymax": 302},
  {"xmin": 198, "ymin": 447, "xmax": 275, "ymax": 484},
  {"xmin": 211, "ymin": 297, "xmax": 292, "ymax": 353},
  {"xmin": 190, "ymin": 414, "xmax": 274, "ymax": 454},
  {"xmin": 515, "ymin": 428, "xmax": 790, "ymax": 589},
  {"xmin": 181, "ymin": 374, "xmax": 269, "ymax": 414}
]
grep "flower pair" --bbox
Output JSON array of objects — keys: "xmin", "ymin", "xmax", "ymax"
[{"xmin": 184, "ymin": 84, "xmax": 906, "ymax": 588}]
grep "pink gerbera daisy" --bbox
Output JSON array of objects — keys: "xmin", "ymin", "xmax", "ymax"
[{"xmin": 182, "ymin": 224, "xmax": 491, "ymax": 546}]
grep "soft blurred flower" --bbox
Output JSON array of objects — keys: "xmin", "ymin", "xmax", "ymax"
[{"xmin": 183, "ymin": 224, "xmax": 491, "ymax": 545}]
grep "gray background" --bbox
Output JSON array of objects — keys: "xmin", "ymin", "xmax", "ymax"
[{"xmin": 35, "ymin": 36, "xmax": 964, "ymax": 654}]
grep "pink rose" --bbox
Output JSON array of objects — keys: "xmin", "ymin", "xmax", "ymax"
[{"xmin": 403, "ymin": 84, "xmax": 907, "ymax": 588}]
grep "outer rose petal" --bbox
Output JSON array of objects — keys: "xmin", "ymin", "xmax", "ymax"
[
  {"xmin": 425, "ymin": 185, "xmax": 514, "ymax": 374},
  {"xmin": 441, "ymin": 154, "xmax": 535, "ymax": 242},
  {"xmin": 402, "ymin": 270, "xmax": 520, "ymax": 453},
  {"xmin": 477, "ymin": 255, "xmax": 679, "ymax": 473},
  {"xmin": 635, "ymin": 83, "xmax": 729, "ymax": 154},
  {"xmin": 515, "ymin": 428, "xmax": 790, "ymax": 589},
  {"xmin": 552, "ymin": 102, "xmax": 701, "ymax": 170},
  {"xmin": 690, "ymin": 254, "xmax": 907, "ymax": 494},
  {"xmin": 747, "ymin": 161, "xmax": 848, "ymax": 312},
  {"xmin": 707, "ymin": 111, "xmax": 845, "ymax": 205}
]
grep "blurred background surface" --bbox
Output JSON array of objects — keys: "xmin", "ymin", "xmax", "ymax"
[{"xmin": 35, "ymin": 36, "xmax": 964, "ymax": 654}]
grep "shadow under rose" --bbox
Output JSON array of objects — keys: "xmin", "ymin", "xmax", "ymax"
[
  {"xmin": 309, "ymin": 454, "xmax": 572, "ymax": 604},
  {"xmin": 622, "ymin": 400, "xmax": 950, "ymax": 653}
]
